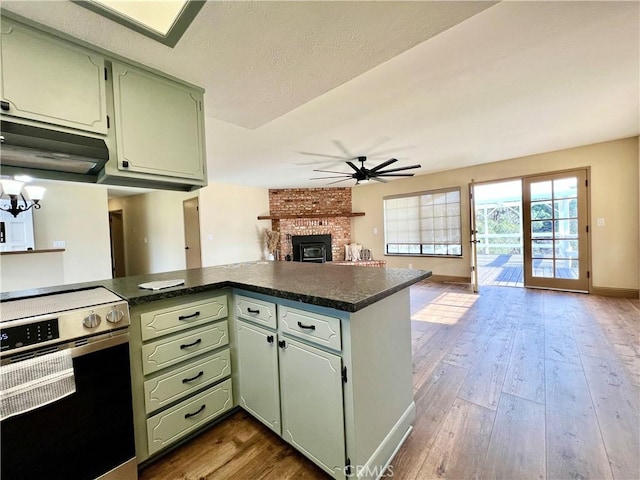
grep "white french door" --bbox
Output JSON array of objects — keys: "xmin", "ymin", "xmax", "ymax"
[
  {"xmin": 522, "ymin": 169, "xmax": 589, "ymax": 292},
  {"xmin": 469, "ymin": 180, "xmax": 479, "ymax": 293}
]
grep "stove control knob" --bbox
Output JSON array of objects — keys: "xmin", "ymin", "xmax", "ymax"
[
  {"xmin": 106, "ymin": 307, "xmax": 125, "ymax": 324},
  {"xmin": 83, "ymin": 313, "xmax": 101, "ymax": 329}
]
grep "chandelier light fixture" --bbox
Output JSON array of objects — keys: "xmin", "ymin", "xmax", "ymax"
[{"xmin": 0, "ymin": 178, "xmax": 45, "ymax": 217}]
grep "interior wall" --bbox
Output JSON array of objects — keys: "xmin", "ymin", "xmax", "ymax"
[
  {"xmin": 109, "ymin": 190, "xmax": 194, "ymax": 276},
  {"xmin": 0, "ymin": 181, "xmax": 112, "ymax": 293},
  {"xmin": 352, "ymin": 137, "xmax": 639, "ymax": 290},
  {"xmin": 198, "ymin": 182, "xmax": 270, "ymax": 266}
]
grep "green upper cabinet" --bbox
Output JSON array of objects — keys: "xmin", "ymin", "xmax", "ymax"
[
  {"xmin": 0, "ymin": 18, "xmax": 108, "ymax": 134},
  {"xmin": 111, "ymin": 61, "xmax": 206, "ymax": 181}
]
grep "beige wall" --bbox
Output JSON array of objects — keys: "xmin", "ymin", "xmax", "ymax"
[
  {"xmin": 0, "ymin": 181, "xmax": 113, "ymax": 292},
  {"xmin": 352, "ymin": 137, "xmax": 639, "ymax": 290},
  {"xmin": 109, "ymin": 182, "xmax": 270, "ymax": 275},
  {"xmin": 109, "ymin": 190, "xmax": 194, "ymax": 276},
  {"xmin": 198, "ymin": 182, "xmax": 270, "ymax": 266}
]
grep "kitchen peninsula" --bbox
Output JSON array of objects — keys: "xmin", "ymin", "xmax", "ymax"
[{"xmin": 1, "ymin": 262, "xmax": 431, "ymax": 480}]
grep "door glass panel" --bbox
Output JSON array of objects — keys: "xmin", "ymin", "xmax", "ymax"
[
  {"xmin": 532, "ymin": 240, "xmax": 553, "ymax": 258},
  {"xmin": 554, "ymin": 198, "xmax": 577, "ymax": 218},
  {"xmin": 554, "ymin": 240, "xmax": 579, "ymax": 258},
  {"xmin": 531, "ymin": 220, "xmax": 552, "ymax": 238},
  {"xmin": 555, "ymin": 258, "xmax": 579, "ymax": 278},
  {"xmin": 554, "ymin": 219, "xmax": 578, "ymax": 238},
  {"xmin": 531, "ymin": 181, "xmax": 552, "ymax": 201},
  {"xmin": 532, "ymin": 258, "xmax": 554, "ymax": 277},
  {"xmin": 531, "ymin": 201, "xmax": 553, "ymax": 219},
  {"xmin": 553, "ymin": 177, "xmax": 578, "ymax": 199}
]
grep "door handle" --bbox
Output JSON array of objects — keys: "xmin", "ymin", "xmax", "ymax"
[
  {"xmin": 185, "ymin": 246, "xmax": 190, "ymax": 250},
  {"xmin": 180, "ymin": 338, "xmax": 202, "ymax": 349}
]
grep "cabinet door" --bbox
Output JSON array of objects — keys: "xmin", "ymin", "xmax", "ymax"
[
  {"xmin": 236, "ymin": 321, "xmax": 281, "ymax": 433},
  {"xmin": 0, "ymin": 18, "xmax": 108, "ymax": 134},
  {"xmin": 279, "ymin": 337, "xmax": 345, "ymax": 478},
  {"xmin": 111, "ymin": 61, "xmax": 205, "ymax": 180}
]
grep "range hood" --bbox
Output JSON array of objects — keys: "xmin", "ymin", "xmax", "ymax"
[{"xmin": 0, "ymin": 120, "xmax": 109, "ymax": 176}]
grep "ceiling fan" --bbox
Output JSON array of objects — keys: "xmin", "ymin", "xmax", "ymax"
[{"xmin": 310, "ymin": 156, "xmax": 421, "ymax": 185}]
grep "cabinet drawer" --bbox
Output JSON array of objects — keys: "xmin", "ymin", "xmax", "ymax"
[
  {"xmin": 141, "ymin": 295, "xmax": 228, "ymax": 341},
  {"xmin": 143, "ymin": 349, "xmax": 231, "ymax": 414},
  {"xmin": 235, "ymin": 295, "xmax": 276, "ymax": 329},
  {"xmin": 147, "ymin": 378, "xmax": 233, "ymax": 456},
  {"xmin": 142, "ymin": 321, "xmax": 229, "ymax": 375},
  {"xmin": 279, "ymin": 307, "xmax": 341, "ymax": 351}
]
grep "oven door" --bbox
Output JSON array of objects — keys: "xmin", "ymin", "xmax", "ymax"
[{"xmin": 1, "ymin": 336, "xmax": 136, "ymax": 480}]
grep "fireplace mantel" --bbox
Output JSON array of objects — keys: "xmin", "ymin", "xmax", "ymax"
[{"xmin": 257, "ymin": 212, "xmax": 364, "ymax": 220}]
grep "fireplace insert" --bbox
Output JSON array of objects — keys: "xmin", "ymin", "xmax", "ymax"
[{"xmin": 292, "ymin": 234, "xmax": 332, "ymax": 263}]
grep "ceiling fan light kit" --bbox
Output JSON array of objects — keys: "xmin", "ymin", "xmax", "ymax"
[{"xmin": 310, "ymin": 156, "xmax": 421, "ymax": 186}]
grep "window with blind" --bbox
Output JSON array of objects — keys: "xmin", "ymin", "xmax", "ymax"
[{"xmin": 384, "ymin": 187, "xmax": 462, "ymax": 256}]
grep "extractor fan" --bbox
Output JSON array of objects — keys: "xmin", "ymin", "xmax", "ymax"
[{"xmin": 310, "ymin": 156, "xmax": 421, "ymax": 185}]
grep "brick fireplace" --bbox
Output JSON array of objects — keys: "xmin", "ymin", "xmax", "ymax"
[{"xmin": 267, "ymin": 188, "xmax": 354, "ymax": 261}]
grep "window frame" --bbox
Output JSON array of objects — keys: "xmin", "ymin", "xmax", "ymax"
[{"xmin": 383, "ymin": 186, "xmax": 463, "ymax": 258}]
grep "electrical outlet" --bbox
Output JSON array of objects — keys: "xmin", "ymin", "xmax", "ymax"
[
  {"xmin": 408, "ymin": 263, "xmax": 413, "ymax": 269},
  {"xmin": 373, "ymin": 227, "xmax": 378, "ymax": 235},
  {"xmin": 53, "ymin": 240, "xmax": 65, "ymax": 248},
  {"xmin": 596, "ymin": 217, "xmax": 605, "ymax": 227},
  {"xmin": 208, "ymin": 233, "xmax": 213, "ymax": 241}
]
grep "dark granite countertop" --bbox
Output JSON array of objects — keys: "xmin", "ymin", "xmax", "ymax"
[{"xmin": 0, "ymin": 261, "xmax": 432, "ymax": 312}]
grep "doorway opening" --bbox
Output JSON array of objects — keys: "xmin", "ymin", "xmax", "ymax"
[
  {"xmin": 183, "ymin": 197, "xmax": 202, "ymax": 269},
  {"xmin": 473, "ymin": 180, "xmax": 524, "ymax": 287},
  {"xmin": 108, "ymin": 210, "xmax": 126, "ymax": 278}
]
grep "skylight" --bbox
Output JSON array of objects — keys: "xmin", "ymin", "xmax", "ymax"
[{"xmin": 73, "ymin": 0, "xmax": 205, "ymax": 47}]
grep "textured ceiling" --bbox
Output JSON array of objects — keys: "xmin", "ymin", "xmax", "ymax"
[{"xmin": 2, "ymin": 1, "xmax": 639, "ymax": 189}]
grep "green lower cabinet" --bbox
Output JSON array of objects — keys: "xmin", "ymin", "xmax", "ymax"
[
  {"xmin": 279, "ymin": 336, "xmax": 346, "ymax": 479},
  {"xmin": 236, "ymin": 320, "xmax": 281, "ymax": 433}
]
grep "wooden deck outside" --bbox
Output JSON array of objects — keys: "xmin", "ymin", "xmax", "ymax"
[
  {"xmin": 477, "ymin": 254, "xmax": 524, "ymax": 287},
  {"xmin": 477, "ymin": 254, "xmax": 579, "ymax": 287}
]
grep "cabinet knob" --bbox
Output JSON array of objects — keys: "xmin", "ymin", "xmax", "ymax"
[
  {"xmin": 0, "ymin": 101, "xmax": 9, "ymax": 111},
  {"xmin": 278, "ymin": 340, "xmax": 286, "ymax": 349},
  {"xmin": 267, "ymin": 335, "xmax": 274, "ymax": 344}
]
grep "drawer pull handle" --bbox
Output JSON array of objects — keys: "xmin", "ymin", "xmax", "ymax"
[
  {"xmin": 179, "ymin": 311, "xmax": 200, "ymax": 320},
  {"xmin": 182, "ymin": 371, "xmax": 204, "ymax": 383},
  {"xmin": 297, "ymin": 321, "xmax": 316, "ymax": 330},
  {"xmin": 247, "ymin": 308, "xmax": 260, "ymax": 314},
  {"xmin": 184, "ymin": 404, "xmax": 206, "ymax": 419},
  {"xmin": 180, "ymin": 338, "xmax": 202, "ymax": 349}
]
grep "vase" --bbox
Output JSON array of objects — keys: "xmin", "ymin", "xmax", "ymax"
[{"xmin": 268, "ymin": 253, "xmax": 275, "ymax": 261}]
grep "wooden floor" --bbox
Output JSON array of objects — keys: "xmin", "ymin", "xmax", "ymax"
[{"xmin": 140, "ymin": 281, "xmax": 640, "ymax": 480}]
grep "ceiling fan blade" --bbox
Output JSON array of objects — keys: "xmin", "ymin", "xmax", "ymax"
[
  {"xmin": 371, "ymin": 177, "xmax": 388, "ymax": 183},
  {"xmin": 369, "ymin": 158, "xmax": 398, "ymax": 173},
  {"xmin": 313, "ymin": 169, "xmax": 353, "ymax": 174},
  {"xmin": 374, "ymin": 164, "xmax": 422, "ymax": 174},
  {"xmin": 297, "ymin": 151, "xmax": 351, "ymax": 160},
  {"xmin": 375, "ymin": 173, "xmax": 416, "ymax": 177},
  {"xmin": 345, "ymin": 161, "xmax": 362, "ymax": 173},
  {"xmin": 327, "ymin": 178, "xmax": 354, "ymax": 185},
  {"xmin": 309, "ymin": 175, "xmax": 352, "ymax": 180},
  {"xmin": 332, "ymin": 140, "xmax": 354, "ymax": 159}
]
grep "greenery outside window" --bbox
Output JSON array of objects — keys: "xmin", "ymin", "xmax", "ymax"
[{"xmin": 384, "ymin": 187, "xmax": 462, "ymax": 257}]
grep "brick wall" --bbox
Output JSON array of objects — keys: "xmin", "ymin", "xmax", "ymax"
[{"xmin": 268, "ymin": 188, "xmax": 352, "ymax": 261}]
